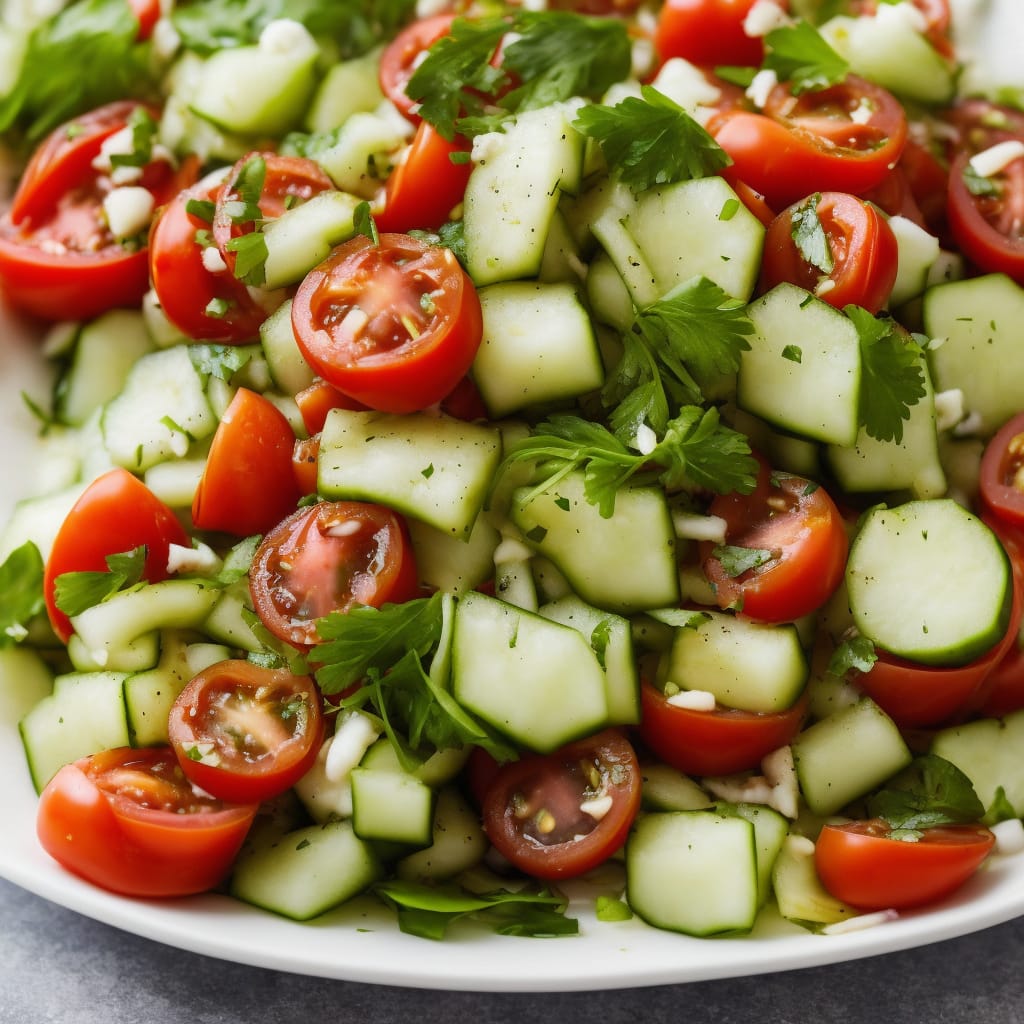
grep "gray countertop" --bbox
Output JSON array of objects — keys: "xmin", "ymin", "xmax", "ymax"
[{"xmin": 3, "ymin": 877, "xmax": 1024, "ymax": 1024}]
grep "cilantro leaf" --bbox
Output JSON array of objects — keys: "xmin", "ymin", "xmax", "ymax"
[
  {"xmin": 827, "ymin": 634, "xmax": 877, "ymax": 677},
  {"xmin": 225, "ymin": 232, "xmax": 269, "ymax": 286},
  {"xmin": 0, "ymin": 0, "xmax": 157, "ymax": 141},
  {"xmin": 373, "ymin": 880, "xmax": 577, "ymax": 940},
  {"xmin": 53, "ymin": 546, "xmax": 147, "ymax": 618},
  {"xmin": 0, "ymin": 542, "xmax": 45, "ymax": 647},
  {"xmin": 845, "ymin": 305, "xmax": 926, "ymax": 444},
  {"xmin": 711, "ymin": 544, "xmax": 776, "ymax": 578},
  {"xmin": 109, "ymin": 106, "xmax": 158, "ymax": 169},
  {"xmin": 763, "ymin": 20, "xmax": 849, "ymax": 94},
  {"xmin": 353, "ymin": 200, "xmax": 379, "ymax": 245},
  {"xmin": 188, "ymin": 343, "xmax": 257, "ymax": 381},
  {"xmin": 790, "ymin": 193, "xmax": 834, "ymax": 274},
  {"xmin": 866, "ymin": 755, "xmax": 986, "ymax": 831},
  {"xmin": 573, "ymin": 86, "xmax": 732, "ymax": 193},
  {"xmin": 962, "ymin": 163, "xmax": 1000, "ymax": 197}
]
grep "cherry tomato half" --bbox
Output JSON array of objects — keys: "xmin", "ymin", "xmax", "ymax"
[
  {"xmin": 700, "ymin": 464, "xmax": 849, "ymax": 623},
  {"xmin": 481, "ymin": 729, "xmax": 641, "ymax": 880},
  {"xmin": 815, "ymin": 819, "xmax": 995, "ymax": 912},
  {"xmin": 378, "ymin": 14, "xmax": 456, "ymax": 122},
  {"xmin": 654, "ymin": 0, "xmax": 785, "ymax": 68},
  {"xmin": 294, "ymin": 378, "xmax": 367, "ymax": 437},
  {"xmin": 760, "ymin": 191, "xmax": 899, "ymax": 314},
  {"xmin": 979, "ymin": 413, "xmax": 1024, "ymax": 530},
  {"xmin": 249, "ymin": 500, "xmax": 420, "ymax": 648},
  {"xmin": 292, "ymin": 233, "xmax": 483, "ymax": 414},
  {"xmin": 44, "ymin": 468, "xmax": 189, "ymax": 643},
  {"xmin": 292, "ymin": 434, "xmax": 321, "ymax": 496},
  {"xmin": 192, "ymin": 388, "xmax": 302, "ymax": 537},
  {"xmin": 0, "ymin": 102, "xmax": 188, "ymax": 322},
  {"xmin": 711, "ymin": 76, "xmax": 907, "ymax": 210},
  {"xmin": 168, "ymin": 661, "xmax": 324, "ymax": 804},
  {"xmin": 36, "ymin": 747, "xmax": 257, "ymax": 897}
]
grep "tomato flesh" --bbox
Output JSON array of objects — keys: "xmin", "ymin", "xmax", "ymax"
[
  {"xmin": 815, "ymin": 820, "xmax": 995, "ymax": 911},
  {"xmin": 481, "ymin": 729, "xmax": 641, "ymax": 880},
  {"xmin": 980, "ymin": 414, "xmax": 1024, "ymax": 530},
  {"xmin": 169, "ymin": 661, "xmax": 324, "ymax": 804},
  {"xmin": 36, "ymin": 747, "xmax": 257, "ymax": 897}
]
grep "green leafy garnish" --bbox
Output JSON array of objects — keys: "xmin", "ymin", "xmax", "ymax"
[
  {"xmin": 53, "ymin": 546, "xmax": 147, "ymax": 618},
  {"xmin": 0, "ymin": 543, "xmax": 45, "ymax": 646},
  {"xmin": 215, "ymin": 536, "xmax": 262, "ymax": 587},
  {"xmin": 962, "ymin": 163, "xmax": 1000, "ymax": 197},
  {"xmin": 594, "ymin": 895, "xmax": 633, "ymax": 922},
  {"xmin": 188, "ymin": 343, "xmax": 257, "ymax": 381},
  {"xmin": 827, "ymin": 634, "xmax": 877, "ymax": 677},
  {"xmin": 373, "ymin": 880, "xmax": 578, "ymax": 940},
  {"xmin": 226, "ymin": 232, "xmax": 269, "ymax": 287},
  {"xmin": 984, "ymin": 786, "xmax": 1017, "ymax": 826},
  {"xmin": 845, "ymin": 306, "xmax": 926, "ymax": 444},
  {"xmin": 866, "ymin": 755, "xmax": 986, "ymax": 833},
  {"xmin": 573, "ymin": 86, "xmax": 732, "ymax": 193},
  {"xmin": 223, "ymin": 154, "xmax": 266, "ymax": 226},
  {"xmin": 790, "ymin": 193, "xmax": 834, "ymax": 274},
  {"xmin": 353, "ymin": 200, "xmax": 379, "ymax": 245},
  {"xmin": 108, "ymin": 106, "xmax": 158, "ymax": 169},
  {"xmin": 711, "ymin": 544, "xmax": 776, "ymax": 578},
  {"xmin": 763, "ymin": 20, "xmax": 849, "ymax": 93}
]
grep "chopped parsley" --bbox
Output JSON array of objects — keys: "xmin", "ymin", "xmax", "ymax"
[
  {"xmin": 53, "ymin": 546, "xmax": 148, "ymax": 618},
  {"xmin": 790, "ymin": 193, "xmax": 834, "ymax": 275},
  {"xmin": 0, "ymin": 543, "xmax": 45, "ymax": 647},
  {"xmin": 763, "ymin": 20, "xmax": 849, "ymax": 94}
]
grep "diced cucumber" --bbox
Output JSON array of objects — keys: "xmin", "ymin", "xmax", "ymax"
[
  {"xmin": 640, "ymin": 763, "xmax": 713, "ymax": 812},
  {"xmin": 395, "ymin": 785, "xmax": 489, "ymax": 882},
  {"xmin": 463, "ymin": 103, "xmax": 585, "ymax": 286},
  {"xmin": 19, "ymin": 671, "xmax": 129, "ymax": 792},
  {"xmin": 407, "ymin": 513, "xmax": 500, "ymax": 596},
  {"xmin": 889, "ymin": 215, "xmax": 941, "ymax": 308},
  {"xmin": 659, "ymin": 612, "xmax": 807, "ymax": 713},
  {"xmin": 626, "ymin": 810, "xmax": 759, "ymax": 936},
  {"xmin": 727, "ymin": 802, "xmax": 790, "ymax": 908},
  {"xmin": 792, "ymin": 697, "xmax": 912, "ymax": 816},
  {"xmin": 510, "ymin": 472, "xmax": 680, "ymax": 613},
  {"xmin": 359, "ymin": 737, "xmax": 469, "ymax": 788},
  {"xmin": 318, "ymin": 408, "xmax": 502, "ymax": 539},
  {"xmin": 738, "ymin": 284, "xmax": 861, "ymax": 446},
  {"xmin": 101, "ymin": 346, "xmax": 217, "ymax": 471},
  {"xmin": 230, "ymin": 820, "xmax": 382, "ymax": 921},
  {"xmin": 350, "ymin": 767, "xmax": 435, "ymax": 847},
  {"xmin": 0, "ymin": 647, "xmax": 53, "ymax": 733},
  {"xmin": 772, "ymin": 834, "xmax": 857, "ymax": 926},
  {"xmin": 0, "ymin": 484, "xmax": 83, "ymax": 564},
  {"xmin": 539, "ymin": 594, "xmax": 640, "ymax": 726},
  {"xmin": 586, "ymin": 249, "xmax": 636, "ymax": 330},
  {"xmin": 451, "ymin": 591, "xmax": 609, "ymax": 753},
  {"xmin": 312, "ymin": 111, "xmax": 408, "ymax": 197},
  {"xmin": 537, "ymin": 208, "xmax": 586, "ymax": 286},
  {"xmin": 259, "ymin": 299, "xmax": 315, "ymax": 396},
  {"xmin": 123, "ymin": 632, "xmax": 205, "ymax": 747},
  {"xmin": 931, "ymin": 709, "xmax": 1024, "ymax": 815},
  {"xmin": 305, "ymin": 49, "xmax": 384, "ymax": 133},
  {"xmin": 67, "ymin": 630, "xmax": 159, "ymax": 674},
  {"xmin": 924, "ymin": 273, "xmax": 1024, "ymax": 435},
  {"xmin": 202, "ymin": 579, "xmax": 264, "ymax": 653},
  {"xmin": 472, "ymin": 282, "xmax": 604, "ymax": 417},
  {"xmin": 143, "ymin": 457, "xmax": 206, "ymax": 510},
  {"xmin": 846, "ymin": 500, "xmax": 1011, "ymax": 666},
  {"xmin": 590, "ymin": 184, "xmax": 659, "ymax": 308},
  {"xmin": 55, "ymin": 311, "xmax": 153, "ymax": 426}
]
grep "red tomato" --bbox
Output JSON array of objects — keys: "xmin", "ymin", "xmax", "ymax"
[
  {"xmin": 149, "ymin": 174, "xmax": 267, "ymax": 343},
  {"xmin": 732, "ymin": 180, "xmax": 776, "ymax": 228},
  {"xmin": 947, "ymin": 149, "xmax": 1024, "ymax": 284},
  {"xmin": 710, "ymin": 77, "xmax": 908, "ymax": 209},
  {"xmin": 292, "ymin": 434, "xmax": 321, "ymax": 496},
  {"xmin": 0, "ymin": 102, "xmax": 189, "ymax": 322},
  {"xmin": 979, "ymin": 413, "xmax": 1024, "ymax": 530},
  {"xmin": 249, "ymin": 500, "xmax": 420, "ymax": 647},
  {"xmin": 44, "ymin": 468, "xmax": 189, "ymax": 643},
  {"xmin": 639, "ymin": 680, "xmax": 807, "ymax": 777},
  {"xmin": 977, "ymin": 520, "xmax": 1024, "ymax": 717},
  {"xmin": 481, "ymin": 729, "xmax": 641, "ymax": 880},
  {"xmin": 863, "ymin": 138, "xmax": 949, "ymax": 238},
  {"xmin": 191, "ymin": 388, "xmax": 301, "ymax": 537},
  {"xmin": 376, "ymin": 121, "xmax": 472, "ymax": 233},
  {"xmin": 379, "ymin": 14, "xmax": 456, "ymax": 122},
  {"xmin": 439, "ymin": 374, "xmax": 489, "ymax": 422},
  {"xmin": 699, "ymin": 463, "xmax": 849, "ymax": 623},
  {"xmin": 294, "ymin": 379, "xmax": 367, "ymax": 436},
  {"xmin": 128, "ymin": 0, "xmax": 161, "ymax": 40},
  {"xmin": 815, "ymin": 819, "xmax": 995, "ymax": 912},
  {"xmin": 36, "ymin": 747, "xmax": 257, "ymax": 897},
  {"xmin": 168, "ymin": 661, "xmax": 324, "ymax": 804},
  {"xmin": 292, "ymin": 233, "xmax": 483, "ymax": 414},
  {"xmin": 654, "ymin": 0, "xmax": 785, "ymax": 68},
  {"xmin": 211, "ymin": 153, "xmax": 334, "ymax": 278},
  {"xmin": 760, "ymin": 191, "xmax": 899, "ymax": 314}
]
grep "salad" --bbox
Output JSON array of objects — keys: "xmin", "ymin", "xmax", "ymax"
[{"xmin": 1, "ymin": 0, "xmax": 1024, "ymax": 949}]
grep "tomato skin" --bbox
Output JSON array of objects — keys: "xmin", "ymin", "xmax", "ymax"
[
  {"xmin": 700, "ymin": 466, "xmax": 849, "ymax": 623},
  {"xmin": 192, "ymin": 388, "xmax": 301, "ymax": 537},
  {"xmin": 294, "ymin": 379, "xmax": 367, "ymax": 436},
  {"xmin": 128, "ymin": 0, "xmax": 161, "ymax": 40},
  {"xmin": 149, "ymin": 175, "xmax": 267, "ymax": 343},
  {"xmin": 249, "ymin": 500, "xmax": 420, "ymax": 648},
  {"xmin": 639, "ymin": 680, "xmax": 807, "ymax": 777},
  {"xmin": 979, "ymin": 413, "xmax": 1024, "ymax": 530},
  {"xmin": 44, "ymin": 468, "xmax": 189, "ymax": 643},
  {"xmin": 379, "ymin": 14, "xmax": 456, "ymax": 122},
  {"xmin": 36, "ymin": 747, "xmax": 258, "ymax": 898},
  {"xmin": 168, "ymin": 661, "xmax": 324, "ymax": 804},
  {"xmin": 481, "ymin": 729, "xmax": 641, "ymax": 880},
  {"xmin": 292, "ymin": 434, "xmax": 321, "ymax": 496},
  {"xmin": 815, "ymin": 820, "xmax": 995, "ymax": 912},
  {"xmin": 654, "ymin": 0, "xmax": 784, "ymax": 68},
  {"xmin": 760, "ymin": 192, "xmax": 899, "ymax": 314},
  {"xmin": 376, "ymin": 121, "xmax": 473, "ymax": 233},
  {"xmin": 710, "ymin": 77, "xmax": 907, "ymax": 210},
  {"xmin": 292, "ymin": 233, "xmax": 483, "ymax": 414}
]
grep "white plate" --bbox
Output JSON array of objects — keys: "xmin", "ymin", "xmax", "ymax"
[{"xmin": 2, "ymin": 302, "xmax": 1024, "ymax": 992}]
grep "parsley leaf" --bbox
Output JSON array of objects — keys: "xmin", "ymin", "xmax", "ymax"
[
  {"xmin": 763, "ymin": 20, "xmax": 849, "ymax": 94},
  {"xmin": 109, "ymin": 106, "xmax": 158, "ymax": 169},
  {"xmin": 790, "ymin": 193, "xmax": 834, "ymax": 274},
  {"xmin": 962, "ymin": 163, "xmax": 1000, "ymax": 197},
  {"xmin": 0, "ymin": 542, "xmax": 45, "ymax": 647},
  {"xmin": 711, "ymin": 544, "xmax": 776, "ymax": 577},
  {"xmin": 373, "ymin": 880, "xmax": 577, "ymax": 940},
  {"xmin": 866, "ymin": 755, "xmax": 986, "ymax": 832},
  {"xmin": 53, "ymin": 546, "xmax": 147, "ymax": 618},
  {"xmin": 353, "ymin": 200, "xmax": 379, "ymax": 245},
  {"xmin": 827, "ymin": 634, "xmax": 877, "ymax": 677},
  {"xmin": 226, "ymin": 232, "xmax": 269, "ymax": 286},
  {"xmin": 0, "ymin": 0, "xmax": 157, "ymax": 141},
  {"xmin": 845, "ymin": 306, "xmax": 926, "ymax": 444},
  {"xmin": 188, "ymin": 343, "xmax": 257, "ymax": 381},
  {"xmin": 573, "ymin": 86, "xmax": 732, "ymax": 193}
]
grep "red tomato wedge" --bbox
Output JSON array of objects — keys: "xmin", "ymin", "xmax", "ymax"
[{"xmin": 654, "ymin": 0, "xmax": 785, "ymax": 68}]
